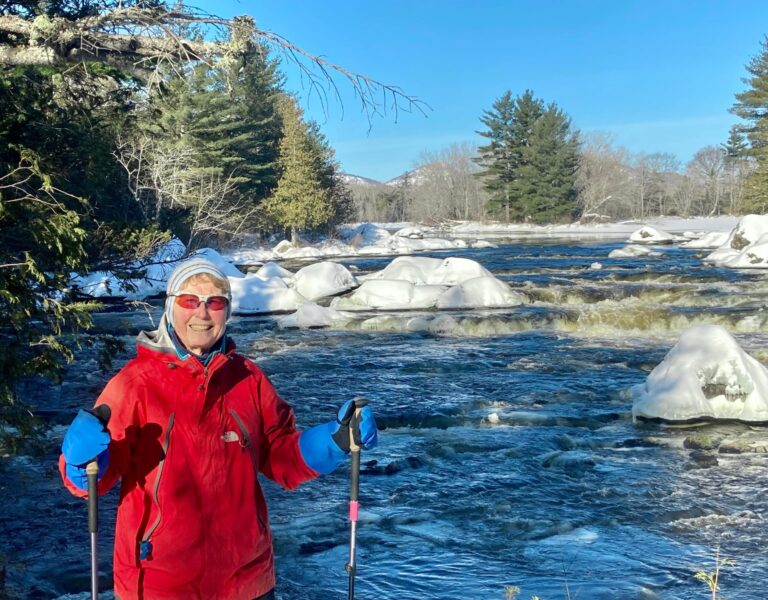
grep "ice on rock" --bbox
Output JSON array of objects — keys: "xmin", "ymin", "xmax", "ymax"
[
  {"xmin": 629, "ymin": 226, "xmax": 675, "ymax": 244},
  {"xmin": 290, "ymin": 261, "xmax": 357, "ymax": 301},
  {"xmin": 435, "ymin": 276, "xmax": 526, "ymax": 309},
  {"xmin": 631, "ymin": 324, "xmax": 768, "ymax": 422}
]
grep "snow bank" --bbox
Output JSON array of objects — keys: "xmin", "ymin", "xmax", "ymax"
[{"xmin": 631, "ymin": 324, "xmax": 768, "ymax": 422}]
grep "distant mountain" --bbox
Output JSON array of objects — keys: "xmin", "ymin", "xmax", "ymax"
[
  {"xmin": 341, "ymin": 167, "xmax": 430, "ymax": 188},
  {"xmin": 384, "ymin": 166, "xmax": 429, "ymax": 187},
  {"xmin": 340, "ymin": 173, "xmax": 382, "ymax": 186}
]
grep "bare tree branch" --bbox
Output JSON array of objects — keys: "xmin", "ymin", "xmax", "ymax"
[{"xmin": 0, "ymin": 6, "xmax": 429, "ymax": 123}]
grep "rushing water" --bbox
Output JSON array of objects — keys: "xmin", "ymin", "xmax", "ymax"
[{"xmin": 2, "ymin": 239, "xmax": 768, "ymax": 600}]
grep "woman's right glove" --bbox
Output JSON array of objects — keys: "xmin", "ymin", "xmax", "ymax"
[
  {"xmin": 299, "ymin": 398, "xmax": 378, "ymax": 475},
  {"xmin": 61, "ymin": 408, "xmax": 111, "ymax": 491}
]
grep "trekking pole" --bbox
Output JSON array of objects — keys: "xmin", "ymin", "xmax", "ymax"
[
  {"xmin": 345, "ymin": 398, "xmax": 368, "ymax": 600},
  {"xmin": 85, "ymin": 404, "xmax": 110, "ymax": 600},
  {"xmin": 86, "ymin": 458, "xmax": 99, "ymax": 599}
]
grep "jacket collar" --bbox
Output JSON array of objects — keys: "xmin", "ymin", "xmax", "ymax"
[{"xmin": 136, "ymin": 314, "xmax": 236, "ymax": 374}]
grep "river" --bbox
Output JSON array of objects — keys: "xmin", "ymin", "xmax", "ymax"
[{"xmin": 2, "ymin": 239, "xmax": 767, "ymax": 599}]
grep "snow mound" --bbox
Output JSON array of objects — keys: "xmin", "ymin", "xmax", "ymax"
[{"xmin": 631, "ymin": 324, "xmax": 768, "ymax": 422}]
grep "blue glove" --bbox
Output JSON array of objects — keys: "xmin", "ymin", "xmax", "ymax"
[
  {"xmin": 299, "ymin": 398, "xmax": 378, "ymax": 475},
  {"xmin": 62, "ymin": 408, "xmax": 111, "ymax": 491}
]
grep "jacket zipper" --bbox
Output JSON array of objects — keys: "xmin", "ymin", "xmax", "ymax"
[
  {"xmin": 139, "ymin": 412, "xmax": 176, "ymax": 560},
  {"xmin": 228, "ymin": 408, "xmax": 267, "ymax": 532}
]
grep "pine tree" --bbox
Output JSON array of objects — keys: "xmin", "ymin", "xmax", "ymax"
[
  {"xmin": 476, "ymin": 90, "xmax": 579, "ymax": 223},
  {"xmin": 731, "ymin": 36, "xmax": 768, "ymax": 211},
  {"xmin": 264, "ymin": 96, "xmax": 333, "ymax": 244}
]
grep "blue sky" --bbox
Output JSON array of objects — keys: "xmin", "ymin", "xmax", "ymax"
[{"xmin": 195, "ymin": 1, "xmax": 768, "ymax": 182}]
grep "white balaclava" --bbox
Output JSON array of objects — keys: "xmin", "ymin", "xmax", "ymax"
[{"xmin": 164, "ymin": 258, "xmax": 233, "ymax": 327}]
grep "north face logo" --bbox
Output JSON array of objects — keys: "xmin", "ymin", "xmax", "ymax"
[{"xmin": 221, "ymin": 431, "xmax": 240, "ymax": 443}]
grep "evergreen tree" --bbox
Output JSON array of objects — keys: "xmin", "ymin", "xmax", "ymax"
[
  {"xmin": 149, "ymin": 48, "xmax": 283, "ymax": 195},
  {"xmin": 476, "ymin": 90, "xmax": 579, "ymax": 223},
  {"xmin": 731, "ymin": 36, "xmax": 768, "ymax": 211},
  {"xmin": 305, "ymin": 120, "xmax": 353, "ymax": 234},
  {"xmin": 264, "ymin": 96, "xmax": 333, "ymax": 244}
]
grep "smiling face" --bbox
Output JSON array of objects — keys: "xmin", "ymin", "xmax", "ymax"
[{"xmin": 171, "ymin": 275, "xmax": 229, "ymax": 356}]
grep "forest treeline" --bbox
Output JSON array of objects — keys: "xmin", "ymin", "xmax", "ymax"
[{"xmin": 349, "ymin": 77, "xmax": 764, "ymax": 226}]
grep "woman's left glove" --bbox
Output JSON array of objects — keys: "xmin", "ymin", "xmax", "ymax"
[{"xmin": 299, "ymin": 398, "xmax": 378, "ymax": 475}]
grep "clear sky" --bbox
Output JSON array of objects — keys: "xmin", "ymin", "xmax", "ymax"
[{"xmin": 194, "ymin": 1, "xmax": 768, "ymax": 182}]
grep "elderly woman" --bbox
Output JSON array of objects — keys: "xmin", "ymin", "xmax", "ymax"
[{"xmin": 59, "ymin": 258, "xmax": 377, "ymax": 600}]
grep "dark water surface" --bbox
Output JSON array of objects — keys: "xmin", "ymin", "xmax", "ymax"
[{"xmin": 2, "ymin": 240, "xmax": 768, "ymax": 599}]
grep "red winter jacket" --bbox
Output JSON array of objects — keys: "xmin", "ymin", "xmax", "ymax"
[{"xmin": 60, "ymin": 320, "xmax": 318, "ymax": 599}]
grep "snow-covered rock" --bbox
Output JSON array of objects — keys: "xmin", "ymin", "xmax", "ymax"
[
  {"xmin": 628, "ymin": 226, "xmax": 675, "ymax": 244},
  {"xmin": 394, "ymin": 226, "xmax": 424, "ymax": 239},
  {"xmin": 278, "ymin": 302, "xmax": 349, "ymax": 329},
  {"xmin": 331, "ymin": 280, "xmax": 447, "ymax": 311},
  {"xmin": 366, "ymin": 256, "xmax": 444, "ymax": 285},
  {"xmin": 190, "ymin": 248, "xmax": 244, "ymax": 278},
  {"xmin": 291, "ymin": 261, "xmax": 357, "ymax": 301},
  {"xmin": 680, "ymin": 231, "xmax": 730, "ymax": 249},
  {"xmin": 255, "ymin": 262, "xmax": 294, "ymax": 280},
  {"xmin": 703, "ymin": 215, "xmax": 768, "ymax": 269},
  {"xmin": 229, "ymin": 276, "xmax": 308, "ymax": 314},
  {"xmin": 426, "ymin": 257, "xmax": 493, "ymax": 285},
  {"xmin": 631, "ymin": 324, "xmax": 768, "ymax": 422},
  {"xmin": 608, "ymin": 245, "xmax": 661, "ymax": 258},
  {"xmin": 435, "ymin": 276, "xmax": 526, "ymax": 309}
]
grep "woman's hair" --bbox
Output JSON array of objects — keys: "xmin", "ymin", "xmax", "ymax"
[{"xmin": 180, "ymin": 272, "xmax": 231, "ymax": 295}]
